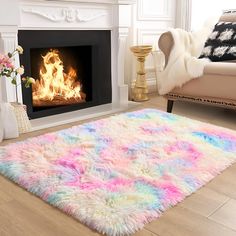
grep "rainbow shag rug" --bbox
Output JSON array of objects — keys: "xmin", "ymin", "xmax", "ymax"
[{"xmin": 0, "ymin": 109, "xmax": 236, "ymax": 235}]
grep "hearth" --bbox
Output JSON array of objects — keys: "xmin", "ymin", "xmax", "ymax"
[{"xmin": 18, "ymin": 30, "xmax": 111, "ymax": 119}]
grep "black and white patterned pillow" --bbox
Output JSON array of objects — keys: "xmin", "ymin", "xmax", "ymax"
[{"xmin": 199, "ymin": 22, "xmax": 236, "ymax": 61}]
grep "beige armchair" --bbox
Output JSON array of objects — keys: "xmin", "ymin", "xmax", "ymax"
[{"xmin": 158, "ymin": 13, "xmax": 236, "ymax": 113}]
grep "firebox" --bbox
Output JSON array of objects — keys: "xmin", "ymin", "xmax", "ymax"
[
  {"xmin": 31, "ymin": 46, "xmax": 91, "ymax": 108},
  {"xmin": 18, "ymin": 30, "xmax": 111, "ymax": 119}
]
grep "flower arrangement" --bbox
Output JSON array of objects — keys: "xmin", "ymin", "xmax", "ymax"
[{"xmin": 0, "ymin": 45, "xmax": 35, "ymax": 103}]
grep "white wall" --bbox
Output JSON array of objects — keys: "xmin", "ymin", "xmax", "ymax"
[
  {"xmin": 0, "ymin": 0, "xmax": 19, "ymax": 26},
  {"xmin": 191, "ymin": 0, "xmax": 236, "ymax": 31},
  {"xmin": 128, "ymin": 0, "xmax": 176, "ymax": 94},
  {"xmin": 175, "ymin": 0, "xmax": 192, "ymax": 30}
]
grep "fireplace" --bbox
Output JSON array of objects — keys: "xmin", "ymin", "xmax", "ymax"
[
  {"xmin": 18, "ymin": 30, "xmax": 112, "ymax": 119},
  {"xmin": 0, "ymin": 0, "xmax": 134, "ymax": 130}
]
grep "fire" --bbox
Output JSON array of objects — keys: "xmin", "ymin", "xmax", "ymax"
[{"xmin": 32, "ymin": 49, "xmax": 86, "ymax": 107}]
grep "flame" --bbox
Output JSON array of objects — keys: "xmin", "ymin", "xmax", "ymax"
[{"xmin": 32, "ymin": 49, "xmax": 85, "ymax": 106}]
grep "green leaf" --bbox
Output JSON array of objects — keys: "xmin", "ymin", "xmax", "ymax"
[
  {"xmin": 25, "ymin": 81, "xmax": 30, "ymax": 88},
  {"xmin": 11, "ymin": 78, "xmax": 17, "ymax": 85}
]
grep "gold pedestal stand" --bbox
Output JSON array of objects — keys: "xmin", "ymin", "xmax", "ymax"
[{"xmin": 130, "ymin": 45, "xmax": 152, "ymax": 101}]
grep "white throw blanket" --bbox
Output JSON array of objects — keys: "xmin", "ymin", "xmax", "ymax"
[{"xmin": 158, "ymin": 20, "xmax": 216, "ymax": 95}]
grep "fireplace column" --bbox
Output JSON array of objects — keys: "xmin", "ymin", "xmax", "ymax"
[
  {"xmin": 112, "ymin": 4, "xmax": 133, "ymax": 105},
  {"xmin": 0, "ymin": 0, "xmax": 21, "ymax": 103},
  {"xmin": 0, "ymin": 28, "xmax": 22, "ymax": 103}
]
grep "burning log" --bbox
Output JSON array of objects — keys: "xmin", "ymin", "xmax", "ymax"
[
  {"xmin": 33, "ymin": 92, "xmax": 86, "ymax": 107},
  {"xmin": 32, "ymin": 49, "xmax": 86, "ymax": 107}
]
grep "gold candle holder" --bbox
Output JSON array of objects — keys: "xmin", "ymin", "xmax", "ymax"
[{"xmin": 130, "ymin": 45, "xmax": 152, "ymax": 102}]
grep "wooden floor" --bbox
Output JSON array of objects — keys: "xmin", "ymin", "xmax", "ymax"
[{"xmin": 1, "ymin": 95, "xmax": 236, "ymax": 236}]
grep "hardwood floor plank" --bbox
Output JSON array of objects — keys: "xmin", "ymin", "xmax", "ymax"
[
  {"xmin": 145, "ymin": 206, "xmax": 236, "ymax": 236},
  {"xmin": 207, "ymin": 164, "xmax": 236, "ymax": 199},
  {"xmin": 0, "ymin": 188, "xmax": 12, "ymax": 205},
  {"xmin": 0, "ymin": 200, "xmax": 42, "ymax": 236},
  {"xmin": 133, "ymin": 228, "xmax": 159, "ymax": 236},
  {"xmin": 178, "ymin": 186, "xmax": 230, "ymax": 217},
  {"xmin": 209, "ymin": 199, "xmax": 236, "ymax": 231},
  {"xmin": 0, "ymin": 199, "xmax": 100, "ymax": 236}
]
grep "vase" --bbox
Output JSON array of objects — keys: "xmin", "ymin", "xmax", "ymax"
[
  {"xmin": 0, "ymin": 108, "xmax": 3, "ymax": 142},
  {"xmin": 0, "ymin": 103, "xmax": 19, "ymax": 139},
  {"xmin": 10, "ymin": 102, "xmax": 31, "ymax": 134}
]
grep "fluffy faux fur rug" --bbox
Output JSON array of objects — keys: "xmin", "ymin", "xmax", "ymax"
[{"xmin": 0, "ymin": 109, "xmax": 236, "ymax": 236}]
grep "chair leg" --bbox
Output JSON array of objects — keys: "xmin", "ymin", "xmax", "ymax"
[{"xmin": 167, "ymin": 100, "xmax": 174, "ymax": 113}]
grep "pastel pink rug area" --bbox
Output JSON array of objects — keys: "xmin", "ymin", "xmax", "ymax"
[{"xmin": 0, "ymin": 109, "xmax": 236, "ymax": 236}]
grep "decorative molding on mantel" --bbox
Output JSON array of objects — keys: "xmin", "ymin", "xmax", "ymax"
[
  {"xmin": 22, "ymin": 7, "xmax": 107, "ymax": 23},
  {"xmin": 19, "ymin": 1, "xmax": 113, "ymax": 29},
  {"xmin": 117, "ymin": 0, "xmax": 136, "ymax": 4},
  {"xmin": 43, "ymin": 0, "xmax": 136, "ymax": 5}
]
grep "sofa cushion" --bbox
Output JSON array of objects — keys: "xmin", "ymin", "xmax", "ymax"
[
  {"xmin": 204, "ymin": 62, "xmax": 236, "ymax": 76},
  {"xmin": 170, "ymin": 73, "xmax": 236, "ymax": 101},
  {"xmin": 199, "ymin": 22, "xmax": 236, "ymax": 62}
]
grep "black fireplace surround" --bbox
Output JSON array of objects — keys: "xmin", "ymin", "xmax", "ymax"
[{"xmin": 18, "ymin": 30, "xmax": 112, "ymax": 119}]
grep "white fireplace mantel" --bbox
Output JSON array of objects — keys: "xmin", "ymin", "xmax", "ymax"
[{"xmin": 0, "ymin": 0, "xmax": 136, "ymax": 129}]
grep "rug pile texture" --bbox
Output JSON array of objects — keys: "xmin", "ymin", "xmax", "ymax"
[{"xmin": 0, "ymin": 109, "xmax": 236, "ymax": 235}]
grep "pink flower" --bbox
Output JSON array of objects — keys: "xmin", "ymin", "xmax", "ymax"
[
  {"xmin": 0, "ymin": 47, "xmax": 35, "ymax": 101},
  {"xmin": 0, "ymin": 54, "xmax": 14, "ymax": 70}
]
